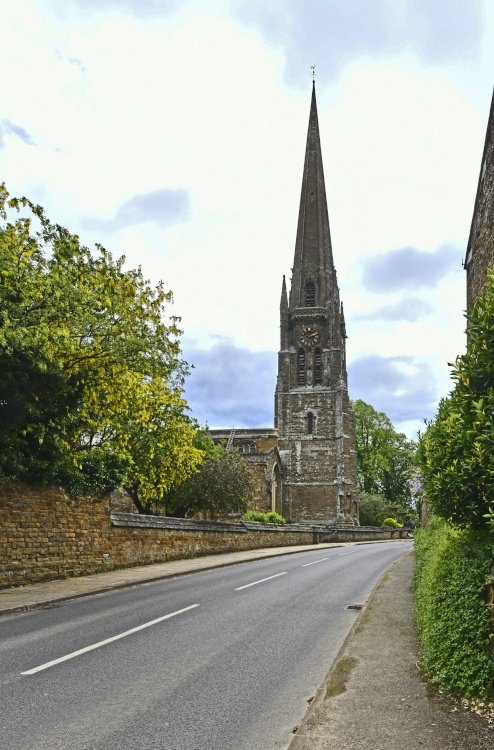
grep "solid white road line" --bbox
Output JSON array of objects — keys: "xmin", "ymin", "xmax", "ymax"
[
  {"xmin": 235, "ymin": 572, "xmax": 287, "ymax": 591},
  {"xmin": 302, "ymin": 557, "xmax": 330, "ymax": 567},
  {"xmin": 21, "ymin": 604, "xmax": 200, "ymax": 676}
]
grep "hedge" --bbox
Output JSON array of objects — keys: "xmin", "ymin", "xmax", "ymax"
[{"xmin": 414, "ymin": 517, "xmax": 494, "ymax": 698}]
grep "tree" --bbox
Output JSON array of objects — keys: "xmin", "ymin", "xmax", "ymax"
[
  {"xmin": 353, "ymin": 399, "xmax": 417, "ymax": 522},
  {"xmin": 0, "ymin": 183, "xmax": 202, "ymax": 504},
  {"xmin": 357, "ymin": 493, "xmax": 393, "ymax": 527},
  {"xmin": 418, "ymin": 268, "xmax": 494, "ymax": 529},
  {"xmin": 166, "ymin": 431, "xmax": 254, "ymax": 519}
]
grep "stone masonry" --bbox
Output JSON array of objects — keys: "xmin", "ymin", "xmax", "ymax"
[{"xmin": 465, "ymin": 88, "xmax": 494, "ymax": 307}]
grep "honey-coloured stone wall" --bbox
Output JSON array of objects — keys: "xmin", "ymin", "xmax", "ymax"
[
  {"xmin": 0, "ymin": 482, "xmax": 405, "ymax": 588},
  {"xmin": 0, "ymin": 482, "xmax": 315, "ymax": 587}
]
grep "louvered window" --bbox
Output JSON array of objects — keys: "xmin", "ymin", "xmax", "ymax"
[
  {"xmin": 305, "ymin": 281, "xmax": 315, "ymax": 306},
  {"xmin": 314, "ymin": 348, "xmax": 322, "ymax": 384},
  {"xmin": 297, "ymin": 349, "xmax": 306, "ymax": 385}
]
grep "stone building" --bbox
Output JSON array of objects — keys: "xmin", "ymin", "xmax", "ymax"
[
  {"xmin": 211, "ymin": 84, "xmax": 357, "ymax": 523},
  {"xmin": 465, "ymin": 88, "xmax": 494, "ymax": 308}
]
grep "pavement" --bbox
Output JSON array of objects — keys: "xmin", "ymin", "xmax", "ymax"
[{"xmin": 2, "ymin": 544, "xmax": 493, "ymax": 748}]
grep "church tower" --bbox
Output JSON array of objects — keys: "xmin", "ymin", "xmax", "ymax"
[{"xmin": 275, "ymin": 83, "xmax": 357, "ymax": 523}]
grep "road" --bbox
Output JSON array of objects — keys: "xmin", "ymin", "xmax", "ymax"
[{"xmin": 0, "ymin": 540, "xmax": 412, "ymax": 750}]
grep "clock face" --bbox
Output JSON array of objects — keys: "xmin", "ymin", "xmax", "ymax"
[{"xmin": 300, "ymin": 325, "xmax": 319, "ymax": 347}]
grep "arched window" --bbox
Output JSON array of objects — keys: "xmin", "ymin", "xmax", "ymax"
[
  {"xmin": 307, "ymin": 412, "xmax": 314, "ymax": 434},
  {"xmin": 297, "ymin": 348, "xmax": 306, "ymax": 386},
  {"xmin": 305, "ymin": 281, "xmax": 315, "ymax": 307},
  {"xmin": 314, "ymin": 348, "xmax": 322, "ymax": 384}
]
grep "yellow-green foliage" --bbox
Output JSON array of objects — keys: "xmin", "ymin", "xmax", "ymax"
[
  {"xmin": 0, "ymin": 184, "xmax": 201, "ymax": 508},
  {"xmin": 415, "ymin": 518, "xmax": 494, "ymax": 698},
  {"xmin": 381, "ymin": 517, "xmax": 403, "ymax": 528},
  {"xmin": 242, "ymin": 511, "xmax": 287, "ymax": 525}
]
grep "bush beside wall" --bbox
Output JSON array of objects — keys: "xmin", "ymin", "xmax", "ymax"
[{"xmin": 414, "ymin": 517, "xmax": 494, "ymax": 699}]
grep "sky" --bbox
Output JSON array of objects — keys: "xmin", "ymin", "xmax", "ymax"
[{"xmin": 1, "ymin": 0, "xmax": 493, "ymax": 439}]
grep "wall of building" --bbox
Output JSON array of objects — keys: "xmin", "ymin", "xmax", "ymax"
[
  {"xmin": 0, "ymin": 482, "xmax": 407, "ymax": 588},
  {"xmin": 465, "ymin": 90, "xmax": 494, "ymax": 308}
]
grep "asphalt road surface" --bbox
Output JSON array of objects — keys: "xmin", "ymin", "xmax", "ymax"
[{"xmin": 0, "ymin": 540, "xmax": 412, "ymax": 750}]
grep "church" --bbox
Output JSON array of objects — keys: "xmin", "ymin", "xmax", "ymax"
[{"xmin": 211, "ymin": 84, "xmax": 357, "ymax": 523}]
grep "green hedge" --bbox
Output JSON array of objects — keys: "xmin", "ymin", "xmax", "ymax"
[
  {"xmin": 381, "ymin": 517, "xmax": 403, "ymax": 528},
  {"xmin": 414, "ymin": 517, "xmax": 494, "ymax": 698},
  {"xmin": 241, "ymin": 511, "xmax": 287, "ymax": 525}
]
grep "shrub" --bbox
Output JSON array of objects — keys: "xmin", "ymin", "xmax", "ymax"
[
  {"xmin": 381, "ymin": 517, "xmax": 402, "ymax": 528},
  {"xmin": 242, "ymin": 510, "xmax": 287, "ymax": 525},
  {"xmin": 415, "ymin": 517, "xmax": 494, "ymax": 698}
]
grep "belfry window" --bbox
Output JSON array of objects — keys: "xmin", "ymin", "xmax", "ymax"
[
  {"xmin": 307, "ymin": 412, "xmax": 314, "ymax": 434},
  {"xmin": 305, "ymin": 281, "xmax": 315, "ymax": 307},
  {"xmin": 297, "ymin": 348, "xmax": 306, "ymax": 386},
  {"xmin": 314, "ymin": 348, "xmax": 322, "ymax": 384}
]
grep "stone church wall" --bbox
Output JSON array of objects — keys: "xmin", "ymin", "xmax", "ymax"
[{"xmin": 242, "ymin": 460, "xmax": 272, "ymax": 513}]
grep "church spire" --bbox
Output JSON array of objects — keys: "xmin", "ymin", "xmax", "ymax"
[
  {"xmin": 289, "ymin": 82, "xmax": 335, "ymax": 311},
  {"xmin": 275, "ymin": 82, "xmax": 356, "ymax": 524}
]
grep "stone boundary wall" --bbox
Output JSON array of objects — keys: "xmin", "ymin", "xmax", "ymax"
[{"xmin": 0, "ymin": 482, "xmax": 407, "ymax": 588}]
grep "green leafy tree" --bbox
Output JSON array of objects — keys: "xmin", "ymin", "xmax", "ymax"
[
  {"xmin": 418, "ymin": 268, "xmax": 494, "ymax": 529},
  {"xmin": 353, "ymin": 399, "xmax": 417, "ymax": 521},
  {"xmin": 166, "ymin": 434, "xmax": 254, "ymax": 519},
  {"xmin": 0, "ymin": 183, "xmax": 201, "ymax": 504},
  {"xmin": 357, "ymin": 493, "xmax": 393, "ymax": 527}
]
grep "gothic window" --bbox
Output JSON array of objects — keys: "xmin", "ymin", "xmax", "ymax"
[
  {"xmin": 307, "ymin": 412, "xmax": 314, "ymax": 434},
  {"xmin": 305, "ymin": 281, "xmax": 315, "ymax": 306},
  {"xmin": 297, "ymin": 348, "xmax": 306, "ymax": 385},
  {"xmin": 314, "ymin": 348, "xmax": 322, "ymax": 384}
]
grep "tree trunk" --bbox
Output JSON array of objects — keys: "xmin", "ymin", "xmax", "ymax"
[{"xmin": 124, "ymin": 485, "xmax": 149, "ymax": 515}]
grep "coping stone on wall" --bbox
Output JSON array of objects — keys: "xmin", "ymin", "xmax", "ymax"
[
  {"xmin": 240, "ymin": 521, "xmax": 319, "ymax": 533},
  {"xmin": 110, "ymin": 513, "xmax": 407, "ymax": 538},
  {"xmin": 110, "ymin": 513, "xmax": 247, "ymax": 533},
  {"xmin": 111, "ymin": 514, "xmax": 328, "ymax": 534}
]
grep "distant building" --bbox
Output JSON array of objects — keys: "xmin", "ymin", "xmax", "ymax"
[
  {"xmin": 465, "ymin": 88, "xmax": 494, "ymax": 308},
  {"xmin": 212, "ymin": 84, "xmax": 357, "ymax": 523}
]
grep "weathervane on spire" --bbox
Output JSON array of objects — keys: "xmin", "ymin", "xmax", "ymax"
[{"xmin": 311, "ymin": 65, "xmax": 316, "ymax": 81}]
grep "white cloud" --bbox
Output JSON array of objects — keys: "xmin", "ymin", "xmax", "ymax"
[
  {"xmin": 84, "ymin": 189, "xmax": 191, "ymax": 232},
  {"xmin": 361, "ymin": 245, "xmax": 461, "ymax": 292},
  {"xmin": 234, "ymin": 0, "xmax": 483, "ymax": 86}
]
